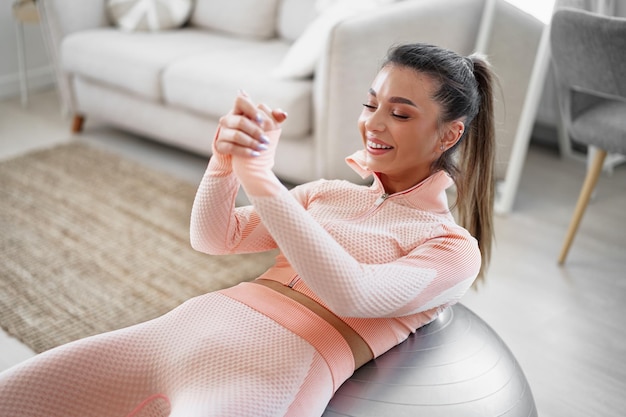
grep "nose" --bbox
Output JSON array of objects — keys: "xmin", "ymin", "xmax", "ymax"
[{"xmin": 363, "ymin": 107, "xmax": 385, "ymax": 132}]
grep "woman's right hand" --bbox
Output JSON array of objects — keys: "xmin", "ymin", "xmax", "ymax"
[{"xmin": 214, "ymin": 90, "xmax": 287, "ymax": 158}]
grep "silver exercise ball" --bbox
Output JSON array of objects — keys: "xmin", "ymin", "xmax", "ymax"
[{"xmin": 323, "ymin": 303, "xmax": 537, "ymax": 417}]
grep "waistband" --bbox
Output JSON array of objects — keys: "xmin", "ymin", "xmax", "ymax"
[
  {"xmin": 252, "ymin": 279, "xmax": 373, "ymax": 369},
  {"xmin": 220, "ymin": 281, "xmax": 372, "ymax": 391}
]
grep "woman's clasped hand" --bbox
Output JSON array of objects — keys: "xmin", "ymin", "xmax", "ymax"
[{"xmin": 214, "ymin": 90, "xmax": 288, "ymax": 158}]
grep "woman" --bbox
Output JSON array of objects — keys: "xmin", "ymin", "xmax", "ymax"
[{"xmin": 0, "ymin": 43, "xmax": 495, "ymax": 417}]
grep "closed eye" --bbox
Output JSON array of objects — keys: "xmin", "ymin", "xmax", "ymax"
[
  {"xmin": 363, "ymin": 103, "xmax": 410, "ymax": 120},
  {"xmin": 392, "ymin": 112, "xmax": 409, "ymax": 120}
]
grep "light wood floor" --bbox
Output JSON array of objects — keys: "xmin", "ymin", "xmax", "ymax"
[{"xmin": 1, "ymin": 89, "xmax": 625, "ymax": 417}]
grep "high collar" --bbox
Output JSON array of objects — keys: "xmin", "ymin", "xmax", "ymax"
[{"xmin": 345, "ymin": 149, "xmax": 454, "ymax": 213}]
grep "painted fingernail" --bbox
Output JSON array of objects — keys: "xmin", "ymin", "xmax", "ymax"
[
  {"xmin": 259, "ymin": 134, "xmax": 270, "ymax": 144},
  {"xmin": 256, "ymin": 143, "xmax": 269, "ymax": 151},
  {"xmin": 255, "ymin": 113, "xmax": 264, "ymax": 125},
  {"xmin": 238, "ymin": 89, "xmax": 249, "ymax": 97},
  {"xmin": 250, "ymin": 150, "xmax": 261, "ymax": 157}
]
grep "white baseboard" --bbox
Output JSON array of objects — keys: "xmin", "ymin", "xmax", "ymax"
[{"xmin": 0, "ymin": 66, "xmax": 55, "ymax": 101}]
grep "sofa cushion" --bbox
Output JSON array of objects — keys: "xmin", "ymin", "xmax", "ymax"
[
  {"xmin": 162, "ymin": 38, "xmax": 312, "ymax": 138},
  {"xmin": 61, "ymin": 28, "xmax": 256, "ymax": 101},
  {"xmin": 106, "ymin": 0, "xmax": 193, "ymax": 32},
  {"xmin": 273, "ymin": 0, "xmax": 398, "ymax": 79},
  {"xmin": 190, "ymin": 0, "xmax": 280, "ymax": 39}
]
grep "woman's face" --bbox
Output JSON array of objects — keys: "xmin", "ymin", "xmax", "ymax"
[{"xmin": 358, "ymin": 65, "xmax": 454, "ymax": 194}]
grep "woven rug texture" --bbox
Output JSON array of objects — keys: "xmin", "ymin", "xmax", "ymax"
[{"xmin": 0, "ymin": 143, "xmax": 276, "ymax": 353}]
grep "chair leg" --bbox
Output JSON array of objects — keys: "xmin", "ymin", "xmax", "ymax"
[
  {"xmin": 72, "ymin": 115, "xmax": 85, "ymax": 133},
  {"xmin": 558, "ymin": 149, "xmax": 607, "ymax": 264}
]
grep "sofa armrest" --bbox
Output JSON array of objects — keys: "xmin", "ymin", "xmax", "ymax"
[
  {"xmin": 312, "ymin": 0, "xmax": 485, "ymax": 182},
  {"xmin": 39, "ymin": 0, "xmax": 109, "ymax": 117}
]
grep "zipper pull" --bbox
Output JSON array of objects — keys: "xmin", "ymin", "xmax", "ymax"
[{"xmin": 374, "ymin": 193, "xmax": 389, "ymax": 207}]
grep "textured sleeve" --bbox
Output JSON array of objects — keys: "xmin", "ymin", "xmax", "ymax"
[
  {"xmin": 189, "ymin": 141, "xmax": 277, "ymax": 255},
  {"xmin": 249, "ymin": 188, "xmax": 481, "ymax": 319}
]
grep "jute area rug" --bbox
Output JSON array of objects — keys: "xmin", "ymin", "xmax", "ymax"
[{"xmin": 0, "ymin": 142, "xmax": 276, "ymax": 353}]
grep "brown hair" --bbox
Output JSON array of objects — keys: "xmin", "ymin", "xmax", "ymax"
[{"xmin": 383, "ymin": 43, "xmax": 495, "ymax": 283}]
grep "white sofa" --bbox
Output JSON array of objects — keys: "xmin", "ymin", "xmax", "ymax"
[{"xmin": 40, "ymin": 0, "xmax": 543, "ymax": 184}]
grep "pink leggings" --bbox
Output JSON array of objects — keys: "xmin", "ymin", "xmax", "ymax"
[{"xmin": 0, "ymin": 291, "xmax": 334, "ymax": 417}]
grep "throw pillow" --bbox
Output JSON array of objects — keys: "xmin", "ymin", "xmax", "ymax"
[{"xmin": 107, "ymin": 0, "xmax": 193, "ymax": 32}]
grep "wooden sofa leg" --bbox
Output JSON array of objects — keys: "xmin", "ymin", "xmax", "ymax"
[{"xmin": 72, "ymin": 115, "xmax": 85, "ymax": 133}]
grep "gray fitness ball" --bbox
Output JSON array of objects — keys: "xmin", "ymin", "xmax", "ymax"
[{"xmin": 324, "ymin": 303, "xmax": 537, "ymax": 417}]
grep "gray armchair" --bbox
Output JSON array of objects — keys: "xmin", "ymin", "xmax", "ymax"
[{"xmin": 550, "ymin": 8, "xmax": 626, "ymax": 264}]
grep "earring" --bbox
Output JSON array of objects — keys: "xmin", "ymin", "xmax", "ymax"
[{"xmin": 440, "ymin": 144, "xmax": 445, "ymax": 151}]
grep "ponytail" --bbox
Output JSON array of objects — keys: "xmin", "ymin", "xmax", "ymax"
[{"xmin": 456, "ymin": 56, "xmax": 495, "ymax": 284}]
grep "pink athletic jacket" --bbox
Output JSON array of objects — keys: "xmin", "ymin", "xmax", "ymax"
[{"xmin": 190, "ymin": 130, "xmax": 481, "ymax": 375}]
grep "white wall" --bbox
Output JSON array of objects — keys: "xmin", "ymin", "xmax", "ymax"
[{"xmin": 0, "ymin": 2, "xmax": 55, "ymax": 100}]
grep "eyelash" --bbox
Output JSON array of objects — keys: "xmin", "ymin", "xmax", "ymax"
[{"xmin": 362, "ymin": 104, "xmax": 410, "ymax": 120}]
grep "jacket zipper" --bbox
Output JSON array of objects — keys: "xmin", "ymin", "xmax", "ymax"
[
  {"xmin": 349, "ymin": 192, "xmax": 390, "ymax": 222},
  {"xmin": 374, "ymin": 193, "xmax": 389, "ymax": 207}
]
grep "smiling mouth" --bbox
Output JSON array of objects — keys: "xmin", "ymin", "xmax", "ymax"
[{"xmin": 367, "ymin": 140, "xmax": 393, "ymax": 150}]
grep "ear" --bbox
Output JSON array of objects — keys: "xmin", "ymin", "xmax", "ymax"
[{"xmin": 440, "ymin": 120, "xmax": 465, "ymax": 152}]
